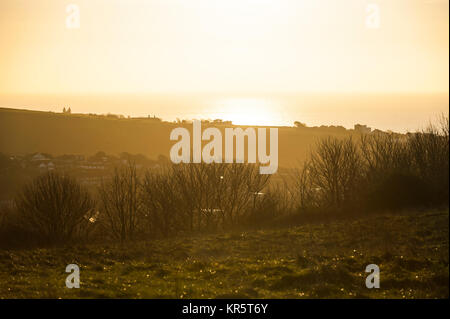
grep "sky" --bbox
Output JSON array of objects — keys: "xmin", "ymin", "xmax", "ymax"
[{"xmin": 0, "ymin": 0, "xmax": 449, "ymax": 95}]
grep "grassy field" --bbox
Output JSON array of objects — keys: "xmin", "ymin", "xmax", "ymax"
[{"xmin": 0, "ymin": 209, "xmax": 448, "ymax": 299}]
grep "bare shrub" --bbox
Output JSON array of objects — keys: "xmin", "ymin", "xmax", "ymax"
[
  {"xmin": 140, "ymin": 167, "xmax": 183, "ymax": 237},
  {"xmin": 360, "ymin": 133, "xmax": 412, "ymax": 178},
  {"xmin": 359, "ymin": 116, "xmax": 449, "ymax": 209},
  {"xmin": 359, "ymin": 133, "xmax": 420, "ymax": 209},
  {"xmin": 171, "ymin": 163, "xmax": 226, "ymax": 231},
  {"xmin": 139, "ymin": 163, "xmax": 271, "ymax": 234},
  {"xmin": 220, "ymin": 164, "xmax": 270, "ymax": 227},
  {"xmin": 407, "ymin": 116, "xmax": 449, "ymax": 204},
  {"xmin": 245, "ymin": 183, "xmax": 294, "ymax": 227},
  {"xmin": 306, "ymin": 137, "xmax": 364, "ymax": 212},
  {"xmin": 14, "ymin": 171, "xmax": 95, "ymax": 245}
]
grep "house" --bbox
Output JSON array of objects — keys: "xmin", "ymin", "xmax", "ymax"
[
  {"xmin": 31, "ymin": 153, "xmax": 50, "ymax": 162},
  {"xmin": 38, "ymin": 161, "xmax": 55, "ymax": 170}
]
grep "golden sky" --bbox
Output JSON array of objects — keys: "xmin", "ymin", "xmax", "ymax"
[{"xmin": 0, "ymin": 0, "xmax": 448, "ymax": 94}]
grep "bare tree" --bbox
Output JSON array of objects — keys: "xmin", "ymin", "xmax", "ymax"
[
  {"xmin": 98, "ymin": 163, "xmax": 141, "ymax": 242},
  {"xmin": 291, "ymin": 161, "xmax": 321, "ymax": 212}
]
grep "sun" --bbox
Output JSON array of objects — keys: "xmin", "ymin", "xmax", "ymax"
[{"xmin": 208, "ymin": 98, "xmax": 284, "ymax": 126}]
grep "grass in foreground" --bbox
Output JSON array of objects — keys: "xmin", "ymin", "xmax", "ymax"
[{"xmin": 0, "ymin": 209, "xmax": 448, "ymax": 299}]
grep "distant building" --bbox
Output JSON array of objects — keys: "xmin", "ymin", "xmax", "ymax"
[
  {"xmin": 38, "ymin": 162, "xmax": 55, "ymax": 170},
  {"xmin": 354, "ymin": 124, "xmax": 371, "ymax": 134},
  {"xmin": 31, "ymin": 153, "xmax": 50, "ymax": 162},
  {"xmin": 147, "ymin": 115, "xmax": 162, "ymax": 122},
  {"xmin": 371, "ymin": 129, "xmax": 386, "ymax": 135}
]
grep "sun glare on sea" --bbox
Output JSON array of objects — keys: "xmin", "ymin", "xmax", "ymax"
[{"xmin": 208, "ymin": 98, "xmax": 285, "ymax": 127}]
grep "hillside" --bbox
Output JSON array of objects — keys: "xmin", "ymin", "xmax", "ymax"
[
  {"xmin": 0, "ymin": 107, "xmax": 365, "ymax": 168},
  {"xmin": 0, "ymin": 209, "xmax": 448, "ymax": 298}
]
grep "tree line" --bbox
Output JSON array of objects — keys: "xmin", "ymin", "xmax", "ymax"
[{"xmin": 0, "ymin": 117, "xmax": 448, "ymax": 248}]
